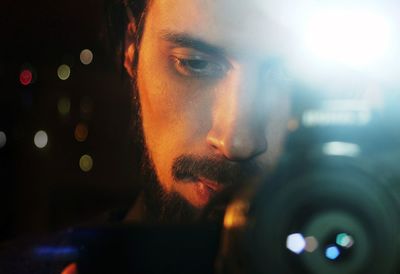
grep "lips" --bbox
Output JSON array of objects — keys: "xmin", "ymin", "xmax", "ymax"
[
  {"xmin": 198, "ymin": 177, "xmax": 224, "ymax": 192},
  {"xmin": 192, "ymin": 177, "xmax": 224, "ymax": 207}
]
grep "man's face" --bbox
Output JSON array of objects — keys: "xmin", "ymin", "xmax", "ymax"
[{"xmin": 134, "ymin": 0, "xmax": 292, "ymax": 210}]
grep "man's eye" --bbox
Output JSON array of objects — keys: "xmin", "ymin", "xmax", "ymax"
[{"xmin": 171, "ymin": 57, "xmax": 227, "ymax": 78}]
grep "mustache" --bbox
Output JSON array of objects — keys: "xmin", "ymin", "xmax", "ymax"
[{"xmin": 171, "ymin": 154, "xmax": 262, "ymax": 186}]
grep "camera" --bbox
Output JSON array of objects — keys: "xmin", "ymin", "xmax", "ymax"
[{"xmin": 218, "ymin": 83, "xmax": 400, "ymax": 274}]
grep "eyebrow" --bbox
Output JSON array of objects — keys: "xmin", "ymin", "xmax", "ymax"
[{"xmin": 159, "ymin": 30, "xmax": 226, "ymax": 56}]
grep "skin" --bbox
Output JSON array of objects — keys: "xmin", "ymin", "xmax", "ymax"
[{"xmin": 135, "ymin": 0, "xmax": 292, "ymax": 208}]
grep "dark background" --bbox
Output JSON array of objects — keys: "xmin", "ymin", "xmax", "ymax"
[{"xmin": 0, "ymin": 0, "xmax": 140, "ymax": 242}]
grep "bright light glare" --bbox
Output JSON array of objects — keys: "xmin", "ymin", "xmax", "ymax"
[
  {"xmin": 304, "ymin": 9, "xmax": 393, "ymax": 68},
  {"xmin": 323, "ymin": 142, "xmax": 360, "ymax": 157},
  {"xmin": 286, "ymin": 233, "xmax": 306, "ymax": 254}
]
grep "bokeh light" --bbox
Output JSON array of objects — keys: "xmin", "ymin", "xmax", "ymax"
[
  {"xmin": 20, "ymin": 69, "xmax": 33, "ymax": 86},
  {"xmin": 79, "ymin": 154, "xmax": 93, "ymax": 172},
  {"xmin": 34, "ymin": 246, "xmax": 78, "ymax": 257},
  {"xmin": 74, "ymin": 123, "xmax": 88, "ymax": 142},
  {"xmin": 336, "ymin": 233, "xmax": 354, "ymax": 248},
  {"xmin": 0, "ymin": 131, "xmax": 7, "ymax": 148},
  {"xmin": 323, "ymin": 142, "xmax": 360, "ymax": 157},
  {"xmin": 325, "ymin": 246, "xmax": 340, "ymax": 260},
  {"xmin": 57, "ymin": 64, "xmax": 71, "ymax": 80},
  {"xmin": 286, "ymin": 233, "xmax": 306, "ymax": 254},
  {"xmin": 304, "ymin": 236, "xmax": 319, "ymax": 253},
  {"xmin": 34, "ymin": 130, "xmax": 48, "ymax": 149},
  {"xmin": 57, "ymin": 97, "xmax": 71, "ymax": 116},
  {"xmin": 80, "ymin": 49, "xmax": 93, "ymax": 65}
]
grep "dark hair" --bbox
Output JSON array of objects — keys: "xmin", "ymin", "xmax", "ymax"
[{"xmin": 105, "ymin": 0, "xmax": 150, "ymax": 76}]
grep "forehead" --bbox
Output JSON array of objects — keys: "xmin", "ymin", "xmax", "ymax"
[{"xmin": 146, "ymin": 0, "xmax": 305, "ymax": 59}]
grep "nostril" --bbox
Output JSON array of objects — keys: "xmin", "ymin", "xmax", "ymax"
[{"xmin": 206, "ymin": 132, "xmax": 224, "ymax": 151}]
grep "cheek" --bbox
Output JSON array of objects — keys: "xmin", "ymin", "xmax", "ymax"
[
  {"xmin": 139, "ymin": 79, "xmax": 209, "ymax": 150},
  {"xmin": 137, "ymin": 60, "xmax": 214, "ymax": 190},
  {"xmin": 138, "ymin": 80, "xmax": 181, "ymax": 189}
]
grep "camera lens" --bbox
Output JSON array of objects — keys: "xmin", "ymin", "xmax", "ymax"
[
  {"xmin": 244, "ymin": 157, "xmax": 400, "ymax": 274},
  {"xmin": 285, "ymin": 210, "xmax": 369, "ymax": 274}
]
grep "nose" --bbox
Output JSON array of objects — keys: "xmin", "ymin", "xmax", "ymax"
[{"xmin": 206, "ymin": 70, "xmax": 267, "ymax": 161}]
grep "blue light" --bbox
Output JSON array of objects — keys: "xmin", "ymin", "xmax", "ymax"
[
  {"xmin": 325, "ymin": 245, "xmax": 340, "ymax": 260},
  {"xmin": 34, "ymin": 246, "xmax": 78, "ymax": 257}
]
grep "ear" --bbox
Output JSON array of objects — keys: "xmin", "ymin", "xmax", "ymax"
[{"xmin": 124, "ymin": 22, "xmax": 137, "ymax": 78}]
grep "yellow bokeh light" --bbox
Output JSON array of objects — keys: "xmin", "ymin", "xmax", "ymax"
[
  {"xmin": 57, "ymin": 64, "xmax": 71, "ymax": 80},
  {"xmin": 223, "ymin": 200, "xmax": 248, "ymax": 229},
  {"xmin": 57, "ymin": 97, "xmax": 71, "ymax": 116},
  {"xmin": 79, "ymin": 154, "xmax": 93, "ymax": 172},
  {"xmin": 74, "ymin": 123, "xmax": 88, "ymax": 142}
]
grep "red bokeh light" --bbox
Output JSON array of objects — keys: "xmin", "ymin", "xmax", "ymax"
[{"xmin": 20, "ymin": 69, "xmax": 33, "ymax": 86}]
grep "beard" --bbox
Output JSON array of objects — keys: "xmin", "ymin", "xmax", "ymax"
[
  {"xmin": 129, "ymin": 73, "xmax": 263, "ymax": 224},
  {"xmin": 129, "ymin": 79, "xmax": 202, "ymax": 223},
  {"xmin": 140, "ymin": 151, "xmax": 202, "ymax": 223},
  {"xmin": 139, "ymin": 146, "xmax": 263, "ymax": 224}
]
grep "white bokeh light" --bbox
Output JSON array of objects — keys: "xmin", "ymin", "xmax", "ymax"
[
  {"xmin": 34, "ymin": 130, "xmax": 48, "ymax": 149},
  {"xmin": 286, "ymin": 233, "xmax": 306, "ymax": 254}
]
